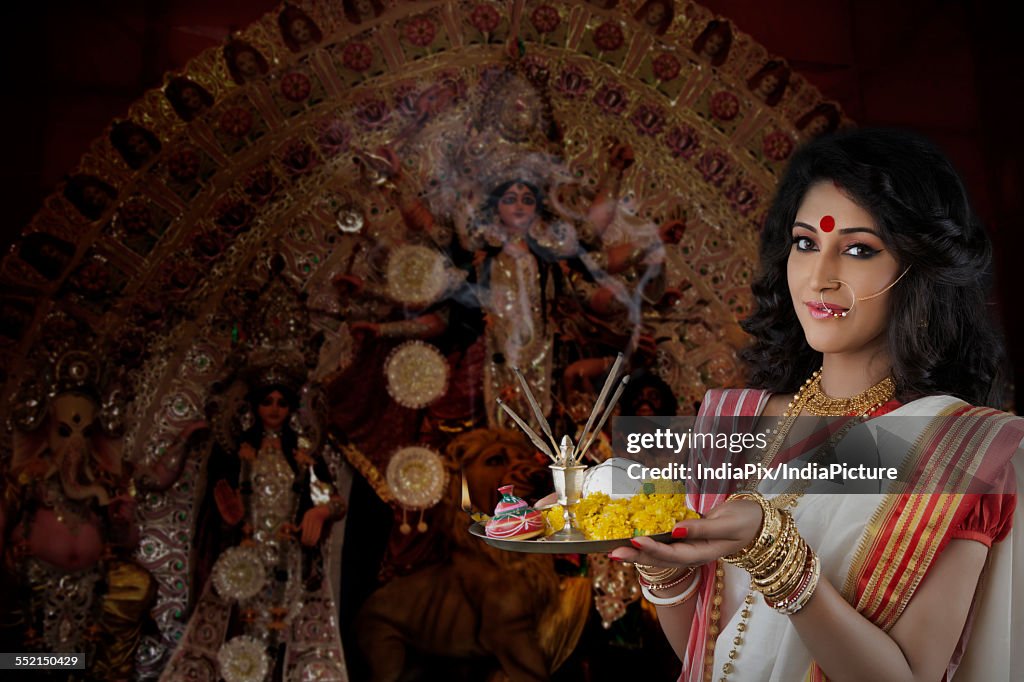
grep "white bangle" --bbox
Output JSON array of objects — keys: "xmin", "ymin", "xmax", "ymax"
[{"xmin": 641, "ymin": 570, "xmax": 701, "ymax": 607}]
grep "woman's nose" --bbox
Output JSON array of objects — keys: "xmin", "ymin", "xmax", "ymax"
[{"xmin": 808, "ymin": 253, "xmax": 838, "ymax": 292}]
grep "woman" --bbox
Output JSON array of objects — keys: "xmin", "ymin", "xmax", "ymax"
[
  {"xmin": 610, "ymin": 129, "xmax": 1022, "ymax": 680},
  {"xmin": 165, "ymin": 377, "xmax": 346, "ymax": 681}
]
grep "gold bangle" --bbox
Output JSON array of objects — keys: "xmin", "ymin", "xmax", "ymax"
[
  {"xmin": 746, "ymin": 512, "xmax": 794, "ymax": 576},
  {"xmin": 635, "ymin": 563, "xmax": 681, "ymax": 583},
  {"xmin": 757, "ymin": 537, "xmax": 807, "ymax": 598},
  {"xmin": 769, "ymin": 551, "xmax": 820, "ymax": 614},
  {"xmin": 768, "ymin": 552, "xmax": 814, "ymax": 609},
  {"xmin": 723, "ymin": 493, "xmax": 780, "ymax": 566},
  {"xmin": 643, "ymin": 566, "xmax": 696, "ymax": 592},
  {"xmin": 752, "ymin": 521, "xmax": 801, "ymax": 586}
]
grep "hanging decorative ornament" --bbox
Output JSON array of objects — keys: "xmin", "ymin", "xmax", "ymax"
[
  {"xmin": 386, "ymin": 445, "xmax": 448, "ymax": 534},
  {"xmin": 218, "ymin": 635, "xmax": 270, "ymax": 682},
  {"xmin": 211, "ymin": 546, "xmax": 267, "ymax": 601},
  {"xmin": 238, "ymin": 403, "xmax": 255, "ymax": 433},
  {"xmin": 384, "ymin": 341, "xmax": 449, "ymax": 409},
  {"xmin": 385, "ymin": 244, "xmax": 449, "ymax": 306}
]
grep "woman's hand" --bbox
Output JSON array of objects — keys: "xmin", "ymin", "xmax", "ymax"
[
  {"xmin": 300, "ymin": 505, "xmax": 332, "ymax": 546},
  {"xmin": 535, "ymin": 492, "xmax": 559, "ymax": 508},
  {"xmin": 608, "ymin": 497, "xmax": 763, "ymax": 567}
]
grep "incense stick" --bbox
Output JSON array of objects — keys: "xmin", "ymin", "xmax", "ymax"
[
  {"xmin": 512, "ymin": 367, "xmax": 562, "ymax": 462},
  {"xmin": 577, "ymin": 376, "xmax": 629, "ymax": 463},
  {"xmin": 497, "ymin": 398, "xmax": 557, "ymax": 462},
  {"xmin": 573, "ymin": 353, "xmax": 623, "ymax": 461}
]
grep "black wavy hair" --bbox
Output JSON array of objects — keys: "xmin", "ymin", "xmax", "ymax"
[{"xmin": 740, "ymin": 128, "xmax": 1005, "ymax": 407}]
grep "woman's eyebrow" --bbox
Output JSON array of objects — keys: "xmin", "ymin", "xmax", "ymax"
[{"xmin": 793, "ymin": 221, "xmax": 879, "ymax": 236}]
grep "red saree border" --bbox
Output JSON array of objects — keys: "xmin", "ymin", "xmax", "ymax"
[{"xmin": 806, "ymin": 402, "xmax": 1023, "ymax": 680}]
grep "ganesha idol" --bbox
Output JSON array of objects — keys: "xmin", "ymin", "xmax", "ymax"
[{"xmin": 0, "ymin": 354, "xmax": 157, "ymax": 680}]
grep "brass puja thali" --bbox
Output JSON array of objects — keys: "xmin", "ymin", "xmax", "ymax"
[
  {"xmin": 474, "ymin": 355, "xmax": 698, "ymax": 554},
  {"xmin": 469, "ymin": 521, "xmax": 678, "ymax": 554}
]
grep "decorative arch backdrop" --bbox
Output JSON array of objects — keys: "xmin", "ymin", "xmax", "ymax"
[{"xmin": 1, "ymin": 1, "xmax": 1020, "ymax": 680}]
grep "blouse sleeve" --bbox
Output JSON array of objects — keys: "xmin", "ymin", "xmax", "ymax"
[{"xmin": 950, "ymin": 463, "xmax": 1018, "ymax": 547}]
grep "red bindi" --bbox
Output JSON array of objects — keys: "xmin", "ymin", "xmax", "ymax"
[{"xmin": 819, "ymin": 215, "xmax": 835, "ymax": 232}]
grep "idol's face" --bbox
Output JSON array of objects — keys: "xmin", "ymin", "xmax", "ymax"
[
  {"xmin": 236, "ymin": 51, "xmax": 261, "ymax": 77},
  {"xmin": 703, "ymin": 32, "xmax": 723, "ymax": 57},
  {"xmin": 634, "ymin": 386, "xmax": 663, "ymax": 416},
  {"xmin": 127, "ymin": 132, "xmax": 150, "ymax": 157},
  {"xmin": 645, "ymin": 2, "xmax": 665, "ymax": 25},
  {"xmin": 757, "ymin": 73, "xmax": 779, "ymax": 97},
  {"xmin": 354, "ymin": 0, "xmax": 375, "ymax": 17},
  {"xmin": 290, "ymin": 18, "xmax": 313, "ymax": 43},
  {"xmin": 787, "ymin": 181, "xmax": 900, "ymax": 358},
  {"xmin": 181, "ymin": 86, "xmax": 202, "ymax": 110},
  {"xmin": 806, "ymin": 114, "xmax": 830, "ymax": 136},
  {"xmin": 258, "ymin": 390, "xmax": 290, "ymax": 431},
  {"xmin": 497, "ymin": 183, "xmax": 538, "ymax": 234}
]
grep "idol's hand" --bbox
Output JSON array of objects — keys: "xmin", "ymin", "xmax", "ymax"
[
  {"xmin": 608, "ymin": 141, "xmax": 635, "ymax": 173},
  {"xmin": 107, "ymin": 494, "xmax": 137, "ymax": 525},
  {"xmin": 608, "ymin": 498, "xmax": 762, "ymax": 568},
  {"xmin": 349, "ymin": 321, "xmax": 380, "ymax": 339},
  {"xmin": 214, "ymin": 480, "xmax": 245, "ymax": 526},
  {"xmin": 333, "ymin": 274, "xmax": 365, "ymax": 297},
  {"xmin": 300, "ymin": 505, "xmax": 332, "ymax": 546}
]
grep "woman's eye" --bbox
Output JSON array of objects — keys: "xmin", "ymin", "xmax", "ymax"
[
  {"xmin": 792, "ymin": 236, "xmax": 816, "ymax": 251},
  {"xmin": 845, "ymin": 243, "xmax": 878, "ymax": 258},
  {"xmin": 522, "ymin": 196, "xmax": 535, "ymax": 205}
]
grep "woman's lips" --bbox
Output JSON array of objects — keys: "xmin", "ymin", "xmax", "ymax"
[{"xmin": 805, "ymin": 300, "xmax": 847, "ymax": 319}]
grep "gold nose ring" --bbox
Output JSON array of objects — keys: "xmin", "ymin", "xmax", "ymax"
[{"xmin": 819, "ymin": 279, "xmax": 856, "ymax": 318}]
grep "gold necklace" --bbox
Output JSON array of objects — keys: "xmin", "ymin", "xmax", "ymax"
[
  {"xmin": 706, "ymin": 370, "xmax": 895, "ymax": 682},
  {"xmin": 803, "ymin": 372, "xmax": 896, "ymax": 417}
]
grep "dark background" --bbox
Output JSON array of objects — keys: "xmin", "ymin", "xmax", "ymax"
[{"xmin": 3, "ymin": 0, "xmax": 1021, "ymax": 409}]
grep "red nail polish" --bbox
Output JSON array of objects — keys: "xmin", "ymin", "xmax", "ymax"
[
  {"xmin": 609, "ymin": 555, "xmax": 623, "ymax": 562},
  {"xmin": 630, "ymin": 538, "xmax": 643, "ymax": 549},
  {"xmin": 672, "ymin": 526, "xmax": 688, "ymax": 539}
]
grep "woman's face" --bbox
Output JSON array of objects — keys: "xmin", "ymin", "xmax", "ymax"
[
  {"xmin": 497, "ymin": 183, "xmax": 538, "ymax": 234},
  {"xmin": 258, "ymin": 390, "xmax": 290, "ymax": 431},
  {"xmin": 787, "ymin": 182, "xmax": 900, "ymax": 358}
]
